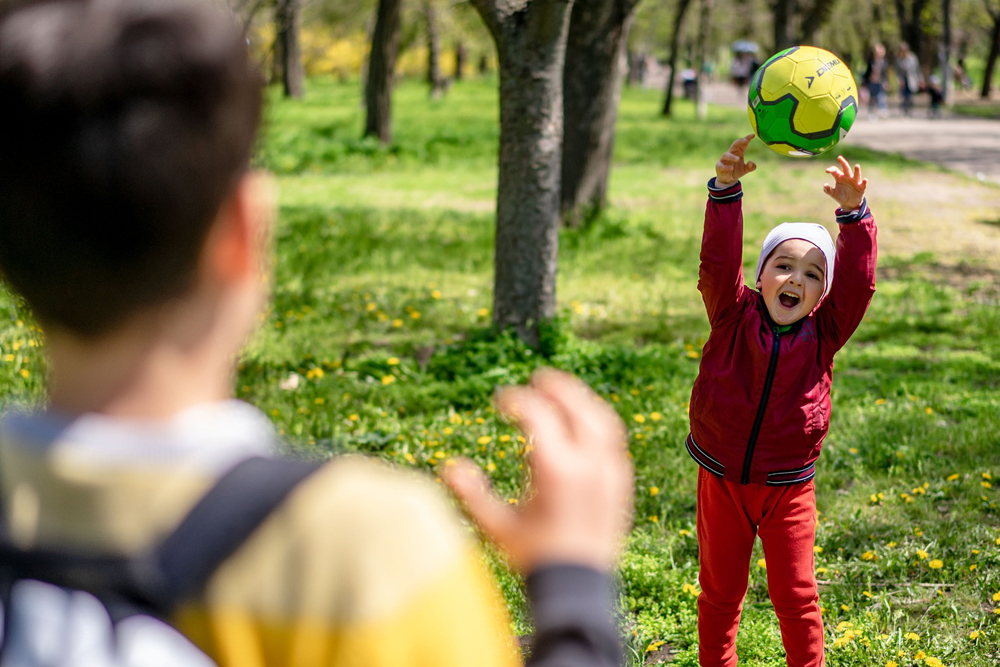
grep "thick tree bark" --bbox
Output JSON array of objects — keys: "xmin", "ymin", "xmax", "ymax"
[
  {"xmin": 365, "ymin": 0, "xmax": 403, "ymax": 142},
  {"xmin": 560, "ymin": 0, "xmax": 641, "ymax": 226},
  {"xmin": 662, "ymin": 0, "xmax": 694, "ymax": 116},
  {"xmin": 471, "ymin": 0, "xmax": 575, "ymax": 347},
  {"xmin": 799, "ymin": 0, "xmax": 837, "ymax": 44},
  {"xmin": 424, "ymin": 0, "xmax": 446, "ymax": 98},
  {"xmin": 771, "ymin": 0, "xmax": 794, "ymax": 52},
  {"xmin": 983, "ymin": 8, "xmax": 1000, "ymax": 99},
  {"xmin": 893, "ymin": 0, "xmax": 931, "ymax": 60},
  {"xmin": 276, "ymin": 0, "xmax": 304, "ymax": 98}
]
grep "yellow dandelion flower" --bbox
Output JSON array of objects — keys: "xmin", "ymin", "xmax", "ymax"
[
  {"xmin": 486, "ymin": 462, "xmax": 496, "ymax": 472},
  {"xmin": 19, "ymin": 369, "xmax": 29, "ymax": 378},
  {"xmin": 816, "ymin": 567, "xmax": 828, "ymax": 574},
  {"xmin": 507, "ymin": 498, "xmax": 518, "ymax": 505},
  {"xmin": 886, "ymin": 661, "xmax": 898, "ymax": 667},
  {"xmin": 431, "ymin": 290, "xmax": 442, "ymax": 299},
  {"xmin": 970, "ymin": 564, "xmax": 978, "ymax": 571},
  {"xmin": 650, "ymin": 412, "xmax": 662, "ymax": 421},
  {"xmin": 649, "ymin": 486, "xmax": 660, "ymax": 496},
  {"xmin": 348, "ymin": 414, "xmax": 359, "ymax": 421},
  {"xmin": 924, "ymin": 657, "xmax": 942, "ymax": 667},
  {"xmin": 914, "ymin": 528, "xmax": 923, "ymax": 536},
  {"xmin": 916, "ymin": 550, "xmax": 928, "ymax": 560},
  {"xmin": 679, "ymin": 529, "xmax": 691, "ymax": 537},
  {"xmin": 992, "ymin": 591, "xmax": 1000, "ymax": 602},
  {"xmin": 814, "ymin": 546, "xmax": 823, "ymax": 553},
  {"xmin": 386, "ymin": 357, "xmax": 400, "ymax": 366},
  {"xmin": 983, "ymin": 481, "xmax": 993, "ymax": 489},
  {"xmin": 314, "ymin": 398, "xmax": 325, "ymax": 405},
  {"xmin": 929, "ymin": 559, "xmax": 944, "ymax": 569},
  {"xmin": 887, "ymin": 541, "xmax": 897, "ymax": 548},
  {"xmin": 757, "ymin": 559, "xmax": 767, "ymax": 569},
  {"xmin": 862, "ymin": 591, "xmax": 873, "ymax": 598},
  {"xmin": 914, "ymin": 651, "xmax": 926, "ymax": 660},
  {"xmin": 947, "ymin": 473, "xmax": 959, "ymax": 481},
  {"xmin": 905, "ymin": 632, "xmax": 920, "ymax": 641},
  {"xmin": 645, "ymin": 640, "xmax": 666, "ymax": 653},
  {"xmin": 381, "ymin": 375, "xmax": 396, "ymax": 385},
  {"xmin": 849, "ymin": 447, "xmax": 859, "ymax": 454},
  {"xmin": 648, "ymin": 515, "xmax": 658, "ymax": 523},
  {"xmin": 875, "ymin": 398, "xmax": 886, "ymax": 405},
  {"xmin": 969, "ymin": 631, "xmax": 980, "ymax": 640},
  {"xmin": 840, "ymin": 604, "xmax": 850, "ymax": 611},
  {"xmin": 862, "ymin": 551, "xmax": 877, "ymax": 561},
  {"xmin": 477, "ymin": 308, "xmax": 489, "ymax": 317},
  {"xmin": 925, "ymin": 407, "xmax": 933, "ymax": 415},
  {"xmin": 392, "ymin": 318, "xmax": 403, "ymax": 327},
  {"xmin": 477, "ymin": 435, "xmax": 492, "ymax": 445},
  {"xmin": 984, "ymin": 472, "xmax": 993, "ymax": 480},
  {"xmin": 633, "ymin": 414, "xmax": 646, "ymax": 423},
  {"xmin": 410, "ymin": 311, "xmax": 421, "ymax": 319},
  {"xmin": 879, "ymin": 634, "xmax": 889, "ymax": 640},
  {"xmin": 499, "ymin": 434, "xmax": 511, "ymax": 442},
  {"xmin": 443, "ymin": 427, "xmax": 454, "ymax": 435}
]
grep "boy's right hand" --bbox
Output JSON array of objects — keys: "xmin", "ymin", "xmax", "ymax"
[
  {"xmin": 443, "ymin": 369, "xmax": 633, "ymax": 574},
  {"xmin": 715, "ymin": 134, "xmax": 757, "ymax": 188}
]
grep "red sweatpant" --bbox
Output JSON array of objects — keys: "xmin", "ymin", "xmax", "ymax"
[{"xmin": 696, "ymin": 467, "xmax": 824, "ymax": 667}]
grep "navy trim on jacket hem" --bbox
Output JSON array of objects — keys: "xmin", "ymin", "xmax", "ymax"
[
  {"xmin": 707, "ymin": 177, "xmax": 743, "ymax": 203},
  {"xmin": 835, "ymin": 197, "xmax": 869, "ymax": 224},
  {"xmin": 766, "ymin": 463, "xmax": 817, "ymax": 486},
  {"xmin": 685, "ymin": 433, "xmax": 725, "ymax": 477}
]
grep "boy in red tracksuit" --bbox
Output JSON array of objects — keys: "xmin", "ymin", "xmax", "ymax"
[{"xmin": 686, "ymin": 134, "xmax": 877, "ymax": 667}]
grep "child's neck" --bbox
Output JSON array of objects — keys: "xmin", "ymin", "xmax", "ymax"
[{"xmin": 45, "ymin": 305, "xmax": 241, "ymax": 421}]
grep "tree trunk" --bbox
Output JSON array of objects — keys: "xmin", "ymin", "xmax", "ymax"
[
  {"xmin": 662, "ymin": 0, "xmax": 694, "ymax": 116},
  {"xmin": 365, "ymin": 0, "xmax": 403, "ymax": 142},
  {"xmin": 455, "ymin": 40, "xmax": 467, "ymax": 81},
  {"xmin": 799, "ymin": 0, "xmax": 837, "ymax": 44},
  {"xmin": 424, "ymin": 0, "xmax": 446, "ymax": 98},
  {"xmin": 771, "ymin": 0, "xmax": 794, "ymax": 52},
  {"xmin": 893, "ymin": 0, "xmax": 930, "ymax": 58},
  {"xmin": 560, "ymin": 0, "xmax": 641, "ymax": 226},
  {"xmin": 694, "ymin": 0, "xmax": 712, "ymax": 119},
  {"xmin": 471, "ymin": 0, "xmax": 575, "ymax": 347},
  {"xmin": 276, "ymin": 0, "xmax": 304, "ymax": 98},
  {"xmin": 983, "ymin": 9, "xmax": 1000, "ymax": 99}
]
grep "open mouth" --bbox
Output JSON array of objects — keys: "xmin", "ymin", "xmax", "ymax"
[{"xmin": 778, "ymin": 292, "xmax": 800, "ymax": 309}]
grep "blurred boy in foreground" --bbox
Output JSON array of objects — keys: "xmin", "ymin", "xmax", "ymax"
[{"xmin": 0, "ymin": 1, "xmax": 633, "ymax": 665}]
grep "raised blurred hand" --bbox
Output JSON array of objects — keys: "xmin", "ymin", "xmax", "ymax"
[{"xmin": 443, "ymin": 369, "xmax": 633, "ymax": 573}]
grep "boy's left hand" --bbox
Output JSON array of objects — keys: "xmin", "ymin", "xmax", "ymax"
[{"xmin": 823, "ymin": 155, "xmax": 867, "ymax": 211}]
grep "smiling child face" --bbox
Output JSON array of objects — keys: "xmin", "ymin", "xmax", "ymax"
[{"xmin": 756, "ymin": 238, "xmax": 827, "ymax": 325}]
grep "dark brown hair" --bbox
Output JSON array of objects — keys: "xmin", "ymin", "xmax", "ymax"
[{"xmin": 0, "ymin": 0, "xmax": 263, "ymax": 336}]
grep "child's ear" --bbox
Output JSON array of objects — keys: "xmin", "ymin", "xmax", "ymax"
[
  {"xmin": 755, "ymin": 279, "xmax": 762, "ymax": 290},
  {"xmin": 205, "ymin": 171, "xmax": 276, "ymax": 283}
]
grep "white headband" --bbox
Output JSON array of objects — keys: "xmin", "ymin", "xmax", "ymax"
[{"xmin": 755, "ymin": 222, "xmax": 836, "ymax": 300}]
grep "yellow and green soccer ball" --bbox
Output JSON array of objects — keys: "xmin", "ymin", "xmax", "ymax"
[{"xmin": 747, "ymin": 45, "xmax": 858, "ymax": 158}]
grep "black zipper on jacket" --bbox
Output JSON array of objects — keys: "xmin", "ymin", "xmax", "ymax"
[{"xmin": 741, "ymin": 325, "xmax": 781, "ymax": 484}]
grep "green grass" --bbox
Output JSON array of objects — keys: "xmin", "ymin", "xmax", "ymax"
[{"xmin": 3, "ymin": 76, "xmax": 999, "ymax": 667}]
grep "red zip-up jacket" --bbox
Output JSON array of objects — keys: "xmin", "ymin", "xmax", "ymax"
[{"xmin": 686, "ymin": 178, "xmax": 877, "ymax": 486}]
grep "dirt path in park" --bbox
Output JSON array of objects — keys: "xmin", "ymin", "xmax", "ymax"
[{"xmin": 698, "ymin": 80, "xmax": 1000, "ymax": 269}]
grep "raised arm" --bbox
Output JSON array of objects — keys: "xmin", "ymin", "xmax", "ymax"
[
  {"xmin": 817, "ymin": 157, "xmax": 878, "ymax": 350},
  {"xmin": 700, "ymin": 135, "xmax": 757, "ymax": 326}
]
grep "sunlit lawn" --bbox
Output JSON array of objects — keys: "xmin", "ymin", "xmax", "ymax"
[{"xmin": 2, "ymin": 77, "xmax": 998, "ymax": 666}]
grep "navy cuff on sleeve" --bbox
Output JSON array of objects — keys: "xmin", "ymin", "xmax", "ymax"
[
  {"xmin": 708, "ymin": 177, "xmax": 743, "ymax": 203},
  {"xmin": 835, "ymin": 197, "xmax": 869, "ymax": 224}
]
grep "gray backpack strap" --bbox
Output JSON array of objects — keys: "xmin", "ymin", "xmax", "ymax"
[{"xmin": 139, "ymin": 455, "xmax": 324, "ymax": 612}]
